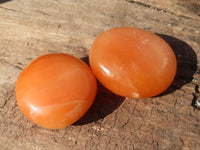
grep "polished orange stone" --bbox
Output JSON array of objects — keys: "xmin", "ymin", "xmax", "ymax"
[
  {"xmin": 16, "ymin": 53, "xmax": 97, "ymax": 129},
  {"xmin": 89, "ymin": 27, "xmax": 177, "ymax": 98}
]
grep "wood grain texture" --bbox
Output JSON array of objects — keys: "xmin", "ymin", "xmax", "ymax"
[{"xmin": 0, "ymin": 0, "xmax": 200, "ymax": 149}]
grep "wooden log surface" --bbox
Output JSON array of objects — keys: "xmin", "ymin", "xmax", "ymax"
[{"xmin": 0, "ymin": 0, "xmax": 200, "ymax": 149}]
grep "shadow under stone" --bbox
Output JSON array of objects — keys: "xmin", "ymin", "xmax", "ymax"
[
  {"xmin": 157, "ymin": 34, "xmax": 197, "ymax": 96},
  {"xmin": 73, "ymin": 56, "xmax": 125, "ymax": 125}
]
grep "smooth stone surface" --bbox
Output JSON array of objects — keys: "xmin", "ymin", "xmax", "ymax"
[
  {"xmin": 89, "ymin": 27, "xmax": 177, "ymax": 98},
  {"xmin": 16, "ymin": 53, "xmax": 97, "ymax": 129}
]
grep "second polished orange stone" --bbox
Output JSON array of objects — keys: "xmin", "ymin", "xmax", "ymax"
[{"xmin": 89, "ymin": 27, "xmax": 177, "ymax": 98}]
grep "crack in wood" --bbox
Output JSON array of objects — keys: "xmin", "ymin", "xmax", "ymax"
[
  {"xmin": 31, "ymin": 9, "xmax": 51, "ymax": 16},
  {"xmin": 125, "ymin": 0, "xmax": 198, "ymax": 20},
  {"xmin": 152, "ymin": 140, "xmax": 159, "ymax": 149},
  {"xmin": 121, "ymin": 118, "xmax": 130, "ymax": 128},
  {"xmin": 0, "ymin": 90, "xmax": 14, "ymax": 109},
  {"xmin": 0, "ymin": 59, "xmax": 23, "ymax": 70},
  {"xmin": 191, "ymin": 84, "xmax": 200, "ymax": 109},
  {"xmin": 0, "ymin": 5, "xmax": 31, "ymax": 16}
]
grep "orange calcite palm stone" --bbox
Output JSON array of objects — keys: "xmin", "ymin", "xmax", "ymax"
[
  {"xmin": 16, "ymin": 54, "xmax": 97, "ymax": 129},
  {"xmin": 89, "ymin": 27, "xmax": 177, "ymax": 98}
]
